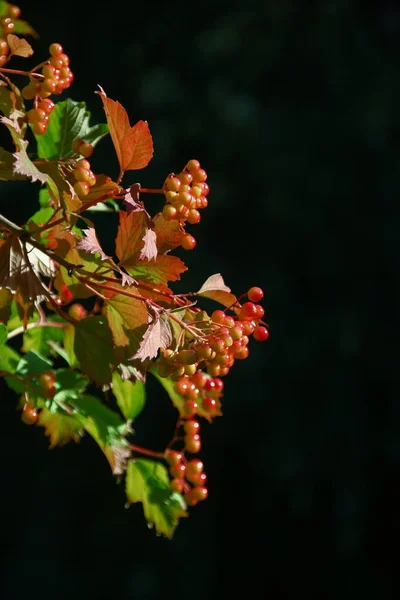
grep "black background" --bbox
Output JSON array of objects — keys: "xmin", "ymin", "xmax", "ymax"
[{"xmin": 1, "ymin": 1, "xmax": 399, "ymax": 598}]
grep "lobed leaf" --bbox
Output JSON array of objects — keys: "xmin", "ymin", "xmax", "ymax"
[
  {"xmin": 197, "ymin": 273, "xmax": 237, "ymax": 308},
  {"xmin": 115, "ymin": 210, "xmax": 148, "ymax": 265},
  {"xmin": 125, "ymin": 459, "xmax": 187, "ymax": 538},
  {"xmin": 37, "ymin": 408, "xmax": 84, "ymax": 449},
  {"xmin": 7, "ymin": 34, "xmax": 33, "ymax": 57},
  {"xmin": 96, "ymin": 88, "xmax": 154, "ymax": 180},
  {"xmin": 126, "ymin": 254, "xmax": 187, "ymax": 286}
]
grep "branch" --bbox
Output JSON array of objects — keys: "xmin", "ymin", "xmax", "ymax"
[{"xmin": 7, "ymin": 320, "xmax": 68, "ymax": 341}]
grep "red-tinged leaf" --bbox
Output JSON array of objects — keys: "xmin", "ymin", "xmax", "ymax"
[
  {"xmin": 0, "ymin": 84, "xmax": 25, "ymax": 118},
  {"xmin": 153, "ymin": 213, "xmax": 185, "ymax": 254},
  {"xmin": 132, "ymin": 314, "xmax": 172, "ymax": 362},
  {"xmin": 136, "ymin": 282, "xmax": 175, "ymax": 307},
  {"xmin": 115, "ymin": 210, "xmax": 147, "ymax": 265},
  {"xmin": 73, "ymin": 316, "xmax": 114, "ymax": 385},
  {"xmin": 0, "ymin": 146, "xmax": 26, "ymax": 181},
  {"xmin": 123, "ymin": 120, "xmax": 154, "ymax": 171},
  {"xmin": 102, "ymin": 290, "xmax": 148, "ymax": 350},
  {"xmin": 96, "ymin": 88, "xmax": 154, "ymax": 179},
  {"xmin": 76, "ymin": 227, "xmax": 111, "ymax": 261},
  {"xmin": 124, "ymin": 183, "xmax": 142, "ymax": 212},
  {"xmin": 7, "ymin": 34, "xmax": 33, "ymax": 57},
  {"xmin": 126, "ymin": 254, "xmax": 187, "ymax": 286},
  {"xmin": 140, "ymin": 228, "xmax": 158, "ymax": 262},
  {"xmin": 37, "ymin": 407, "xmax": 83, "ymax": 448},
  {"xmin": 197, "ymin": 273, "xmax": 238, "ymax": 308},
  {"xmin": 0, "ymin": 236, "xmax": 46, "ymax": 301},
  {"xmin": 12, "ymin": 140, "xmax": 48, "ymax": 184},
  {"xmin": 81, "ymin": 174, "xmax": 123, "ymax": 208},
  {"xmin": 126, "ymin": 459, "xmax": 187, "ymax": 538}
]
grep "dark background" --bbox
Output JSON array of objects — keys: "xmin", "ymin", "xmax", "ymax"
[{"xmin": 1, "ymin": 0, "xmax": 399, "ymax": 598}]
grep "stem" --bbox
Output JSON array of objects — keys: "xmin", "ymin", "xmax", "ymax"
[
  {"xmin": 129, "ymin": 443, "xmax": 165, "ymax": 459},
  {"xmin": 140, "ymin": 188, "xmax": 163, "ymax": 194},
  {"xmin": 7, "ymin": 320, "xmax": 68, "ymax": 341},
  {"xmin": 0, "ymin": 67, "xmax": 43, "ymax": 78}
]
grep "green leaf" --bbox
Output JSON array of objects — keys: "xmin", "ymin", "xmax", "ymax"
[
  {"xmin": 103, "ymin": 291, "xmax": 148, "ymax": 351},
  {"xmin": 37, "ymin": 407, "xmax": 83, "ymax": 448},
  {"xmin": 15, "ymin": 350, "xmax": 53, "ymax": 377},
  {"xmin": 27, "ymin": 206, "xmax": 54, "ymax": 227},
  {"xmin": 72, "ymin": 393, "xmax": 130, "ymax": 474},
  {"xmin": 35, "ymin": 99, "xmax": 108, "ymax": 160},
  {"xmin": 0, "ymin": 322, "xmax": 7, "ymax": 345},
  {"xmin": 22, "ymin": 321, "xmax": 66, "ymax": 356},
  {"xmin": 0, "ymin": 344, "xmax": 21, "ymax": 373},
  {"xmin": 112, "ymin": 371, "xmax": 146, "ymax": 420},
  {"xmin": 52, "ymin": 368, "xmax": 89, "ymax": 403},
  {"xmin": 73, "ymin": 316, "xmax": 114, "ymax": 385},
  {"xmin": 125, "ymin": 459, "xmax": 187, "ymax": 539},
  {"xmin": 39, "ymin": 188, "xmax": 51, "ymax": 207}
]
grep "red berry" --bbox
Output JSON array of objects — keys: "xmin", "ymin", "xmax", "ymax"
[
  {"xmin": 188, "ymin": 471, "xmax": 207, "ymax": 486},
  {"xmin": 181, "ymin": 400, "xmax": 198, "ymax": 419},
  {"xmin": 177, "ymin": 349, "xmax": 198, "ymax": 365},
  {"xmin": 253, "ymin": 325, "xmax": 269, "ymax": 341},
  {"xmin": 37, "ymin": 99, "xmax": 55, "ymax": 114},
  {"xmin": 247, "ymin": 286, "xmax": 264, "ymax": 303},
  {"xmin": 170, "ymin": 463, "xmax": 186, "ymax": 478},
  {"xmin": 181, "ymin": 234, "xmax": 196, "ymax": 250},
  {"xmin": 73, "ymin": 181, "xmax": 90, "ymax": 196},
  {"xmin": 184, "ymin": 433, "xmax": 201, "ymax": 453},
  {"xmin": 58, "ymin": 283, "xmax": 73, "ymax": 304},
  {"xmin": 186, "ymin": 159, "xmax": 201, "ymax": 172},
  {"xmin": 191, "ymin": 486, "xmax": 208, "ymax": 501},
  {"xmin": 202, "ymin": 396, "xmax": 217, "ymax": 412},
  {"xmin": 79, "ymin": 143, "xmax": 94, "ymax": 158},
  {"xmin": 68, "ymin": 303, "xmax": 87, "ymax": 321},
  {"xmin": 165, "ymin": 450, "xmax": 183, "ymax": 466},
  {"xmin": 239, "ymin": 302, "xmax": 258, "ymax": 321},
  {"xmin": 186, "ymin": 459, "xmax": 204, "ymax": 477},
  {"xmin": 254, "ymin": 304, "xmax": 264, "ymax": 319},
  {"xmin": 183, "ymin": 420, "xmax": 200, "ymax": 435},
  {"xmin": 21, "ymin": 406, "xmax": 38, "ymax": 425},
  {"xmin": 170, "ymin": 478, "xmax": 185, "ymax": 493},
  {"xmin": 49, "ymin": 43, "xmax": 63, "ymax": 56}
]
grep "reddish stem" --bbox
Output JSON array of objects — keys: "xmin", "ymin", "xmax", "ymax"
[
  {"xmin": 129, "ymin": 443, "xmax": 165, "ymax": 459},
  {"xmin": 140, "ymin": 188, "xmax": 163, "ymax": 194}
]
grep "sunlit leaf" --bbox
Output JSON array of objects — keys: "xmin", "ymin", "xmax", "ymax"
[
  {"xmin": 197, "ymin": 273, "xmax": 237, "ymax": 308},
  {"xmin": 96, "ymin": 87, "xmax": 154, "ymax": 180},
  {"xmin": 115, "ymin": 210, "xmax": 148, "ymax": 265},
  {"xmin": 7, "ymin": 34, "xmax": 33, "ymax": 57},
  {"xmin": 37, "ymin": 407, "xmax": 83, "ymax": 448},
  {"xmin": 125, "ymin": 459, "xmax": 187, "ymax": 538},
  {"xmin": 126, "ymin": 254, "xmax": 187, "ymax": 286}
]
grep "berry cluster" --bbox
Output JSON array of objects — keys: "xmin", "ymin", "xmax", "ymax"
[
  {"xmin": 0, "ymin": 4, "xmax": 21, "ymax": 66},
  {"xmin": 159, "ymin": 286, "xmax": 268, "ymax": 390},
  {"xmin": 162, "ymin": 159, "xmax": 209, "ymax": 251},
  {"xmin": 26, "ymin": 99, "xmax": 55, "ymax": 135},
  {"xmin": 22, "ymin": 43, "xmax": 73, "ymax": 105},
  {"xmin": 158, "ymin": 286, "xmax": 268, "ymax": 500},
  {"xmin": 71, "ymin": 156, "xmax": 96, "ymax": 198},
  {"xmin": 166, "ymin": 451, "xmax": 208, "ymax": 507}
]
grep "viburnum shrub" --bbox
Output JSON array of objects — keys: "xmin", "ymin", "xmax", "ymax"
[{"xmin": 0, "ymin": 3, "xmax": 269, "ymax": 538}]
